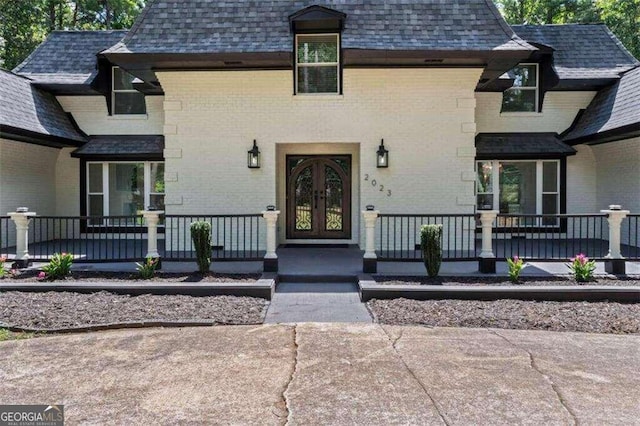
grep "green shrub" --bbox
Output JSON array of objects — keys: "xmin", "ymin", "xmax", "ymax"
[
  {"xmin": 41, "ymin": 252, "xmax": 73, "ymax": 280},
  {"xmin": 568, "ymin": 253, "xmax": 596, "ymax": 283},
  {"xmin": 0, "ymin": 256, "xmax": 7, "ymax": 278},
  {"xmin": 190, "ymin": 221, "xmax": 212, "ymax": 274},
  {"xmin": 506, "ymin": 255, "xmax": 525, "ymax": 283},
  {"xmin": 420, "ymin": 224, "xmax": 442, "ymax": 278},
  {"xmin": 136, "ymin": 257, "xmax": 159, "ymax": 280}
]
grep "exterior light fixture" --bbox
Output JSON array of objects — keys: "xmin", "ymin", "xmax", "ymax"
[
  {"xmin": 376, "ymin": 139, "xmax": 389, "ymax": 168},
  {"xmin": 248, "ymin": 140, "xmax": 260, "ymax": 169}
]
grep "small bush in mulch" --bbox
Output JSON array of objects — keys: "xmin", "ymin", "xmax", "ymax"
[
  {"xmin": 372, "ymin": 275, "xmax": 640, "ymax": 287},
  {"xmin": 2, "ymin": 270, "xmax": 261, "ymax": 283}
]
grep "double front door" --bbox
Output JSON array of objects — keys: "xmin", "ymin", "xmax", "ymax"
[{"xmin": 287, "ymin": 155, "xmax": 351, "ymax": 239}]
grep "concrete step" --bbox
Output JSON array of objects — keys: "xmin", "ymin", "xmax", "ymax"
[{"xmin": 277, "ymin": 274, "xmax": 358, "ymax": 284}]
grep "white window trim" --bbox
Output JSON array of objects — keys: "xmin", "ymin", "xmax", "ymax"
[
  {"xmin": 111, "ymin": 66, "xmax": 147, "ymax": 116},
  {"xmin": 476, "ymin": 159, "xmax": 560, "ymax": 226},
  {"xmin": 295, "ymin": 33, "xmax": 340, "ymax": 95},
  {"xmin": 501, "ymin": 63, "xmax": 540, "ymax": 114},
  {"xmin": 86, "ymin": 161, "xmax": 164, "ymax": 223}
]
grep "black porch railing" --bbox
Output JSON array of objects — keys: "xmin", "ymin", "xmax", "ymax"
[
  {"xmin": 163, "ymin": 214, "xmax": 264, "ymax": 261},
  {"xmin": 493, "ymin": 214, "xmax": 609, "ymax": 261},
  {"xmin": 0, "ymin": 216, "xmax": 11, "ymax": 257},
  {"xmin": 624, "ymin": 214, "xmax": 640, "ymax": 260},
  {"xmin": 28, "ymin": 216, "xmax": 147, "ymax": 262},
  {"xmin": 377, "ymin": 214, "xmax": 477, "ymax": 261}
]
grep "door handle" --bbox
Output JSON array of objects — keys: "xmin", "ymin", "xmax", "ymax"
[{"xmin": 314, "ymin": 190, "xmax": 318, "ymax": 209}]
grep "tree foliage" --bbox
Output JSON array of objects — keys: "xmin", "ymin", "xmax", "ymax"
[
  {"xmin": 495, "ymin": 0, "xmax": 640, "ymax": 59},
  {"xmin": 0, "ymin": 0, "xmax": 145, "ymax": 69}
]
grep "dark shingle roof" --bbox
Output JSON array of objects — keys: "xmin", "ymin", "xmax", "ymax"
[
  {"xmin": 0, "ymin": 69, "xmax": 86, "ymax": 144},
  {"xmin": 104, "ymin": 0, "xmax": 533, "ymax": 54},
  {"xmin": 71, "ymin": 135, "xmax": 164, "ymax": 158},
  {"xmin": 563, "ymin": 66, "xmax": 640, "ymax": 142},
  {"xmin": 13, "ymin": 30, "xmax": 127, "ymax": 84},
  {"xmin": 512, "ymin": 24, "xmax": 639, "ymax": 80},
  {"xmin": 476, "ymin": 133, "xmax": 577, "ymax": 158}
]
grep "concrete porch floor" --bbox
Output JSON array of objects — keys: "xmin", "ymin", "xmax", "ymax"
[{"xmin": 57, "ymin": 245, "xmax": 640, "ymax": 277}]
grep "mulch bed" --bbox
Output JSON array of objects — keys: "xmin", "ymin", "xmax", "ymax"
[
  {"xmin": 368, "ymin": 298, "xmax": 640, "ymax": 334},
  {"xmin": 373, "ymin": 276, "xmax": 640, "ymax": 287},
  {"xmin": 2, "ymin": 270, "xmax": 261, "ymax": 283},
  {"xmin": 0, "ymin": 291, "xmax": 268, "ymax": 329}
]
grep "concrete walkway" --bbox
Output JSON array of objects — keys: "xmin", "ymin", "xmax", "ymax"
[
  {"xmin": 1, "ymin": 325, "xmax": 638, "ymax": 425},
  {"xmin": 265, "ymin": 282, "xmax": 371, "ymax": 323}
]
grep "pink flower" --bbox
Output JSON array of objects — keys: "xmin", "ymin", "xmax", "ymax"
[
  {"xmin": 38, "ymin": 271, "xmax": 46, "ymax": 279},
  {"xmin": 513, "ymin": 255, "xmax": 519, "ymax": 262},
  {"xmin": 0, "ymin": 256, "xmax": 6, "ymax": 262}
]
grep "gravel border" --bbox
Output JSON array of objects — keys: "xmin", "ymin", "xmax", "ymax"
[
  {"xmin": 368, "ymin": 298, "xmax": 640, "ymax": 334},
  {"xmin": 0, "ymin": 291, "xmax": 268, "ymax": 330},
  {"xmin": 373, "ymin": 276, "xmax": 640, "ymax": 287}
]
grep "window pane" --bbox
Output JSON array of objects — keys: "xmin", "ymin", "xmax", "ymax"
[
  {"xmin": 150, "ymin": 163, "xmax": 165, "ymax": 193},
  {"xmin": 506, "ymin": 65, "xmax": 537, "ymax": 87},
  {"xmin": 499, "ymin": 162, "xmax": 537, "ymax": 215},
  {"xmin": 543, "ymin": 162, "xmax": 558, "ymax": 192},
  {"xmin": 297, "ymin": 35, "xmax": 338, "ymax": 63},
  {"xmin": 109, "ymin": 163, "xmax": 144, "ymax": 216},
  {"xmin": 89, "ymin": 195, "xmax": 103, "ymax": 216},
  {"xmin": 88, "ymin": 164, "xmax": 103, "ymax": 193},
  {"xmin": 114, "ymin": 92, "xmax": 146, "ymax": 115},
  {"xmin": 150, "ymin": 194, "xmax": 165, "ymax": 211},
  {"xmin": 476, "ymin": 162, "xmax": 493, "ymax": 193},
  {"xmin": 542, "ymin": 194, "xmax": 559, "ymax": 226},
  {"xmin": 502, "ymin": 88, "xmax": 536, "ymax": 112},
  {"xmin": 297, "ymin": 66, "xmax": 338, "ymax": 93},
  {"xmin": 113, "ymin": 67, "xmax": 136, "ymax": 90},
  {"xmin": 477, "ymin": 194, "xmax": 494, "ymax": 210}
]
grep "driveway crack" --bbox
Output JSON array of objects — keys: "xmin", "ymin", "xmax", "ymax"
[
  {"xmin": 381, "ymin": 326, "xmax": 451, "ymax": 426},
  {"xmin": 491, "ymin": 330, "xmax": 579, "ymax": 426},
  {"xmin": 279, "ymin": 324, "xmax": 299, "ymax": 426}
]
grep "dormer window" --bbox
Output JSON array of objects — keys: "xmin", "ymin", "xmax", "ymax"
[
  {"xmin": 295, "ymin": 34, "xmax": 340, "ymax": 94},
  {"xmin": 501, "ymin": 63, "xmax": 539, "ymax": 113},
  {"xmin": 112, "ymin": 66, "xmax": 146, "ymax": 115}
]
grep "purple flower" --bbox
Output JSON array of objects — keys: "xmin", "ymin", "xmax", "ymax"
[{"xmin": 38, "ymin": 271, "xmax": 46, "ymax": 279}]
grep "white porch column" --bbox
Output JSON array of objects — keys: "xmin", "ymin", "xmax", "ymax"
[
  {"xmin": 9, "ymin": 209, "xmax": 36, "ymax": 268},
  {"xmin": 601, "ymin": 205, "xmax": 629, "ymax": 274},
  {"xmin": 362, "ymin": 209, "xmax": 379, "ymax": 273},
  {"xmin": 478, "ymin": 210, "xmax": 498, "ymax": 273},
  {"xmin": 142, "ymin": 210, "xmax": 164, "ymax": 260},
  {"xmin": 262, "ymin": 210, "xmax": 280, "ymax": 272}
]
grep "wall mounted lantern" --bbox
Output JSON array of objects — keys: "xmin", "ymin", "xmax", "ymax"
[
  {"xmin": 248, "ymin": 140, "xmax": 260, "ymax": 168},
  {"xmin": 376, "ymin": 139, "xmax": 389, "ymax": 168}
]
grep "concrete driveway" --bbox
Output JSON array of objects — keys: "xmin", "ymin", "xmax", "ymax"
[{"xmin": 0, "ymin": 324, "xmax": 638, "ymax": 425}]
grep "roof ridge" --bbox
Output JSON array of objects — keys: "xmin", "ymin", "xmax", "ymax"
[
  {"xmin": 120, "ymin": 0, "xmax": 157, "ymax": 46},
  {"xmin": 49, "ymin": 29, "xmax": 128, "ymax": 34},
  {"xmin": 512, "ymin": 23, "xmax": 606, "ymax": 27},
  {"xmin": 600, "ymin": 25, "xmax": 640, "ymax": 65},
  {"xmin": 12, "ymin": 33, "xmax": 51, "ymax": 73},
  {"xmin": 0, "ymin": 68, "xmax": 33, "ymax": 81}
]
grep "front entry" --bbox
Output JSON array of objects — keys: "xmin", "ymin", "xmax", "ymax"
[{"xmin": 286, "ymin": 155, "xmax": 351, "ymax": 239}]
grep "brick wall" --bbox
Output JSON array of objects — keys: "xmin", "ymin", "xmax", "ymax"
[
  {"xmin": 158, "ymin": 68, "xmax": 482, "ymax": 246},
  {"xmin": 475, "ymin": 91, "xmax": 596, "ymax": 134},
  {"xmin": 56, "ymin": 96, "xmax": 164, "ymax": 135}
]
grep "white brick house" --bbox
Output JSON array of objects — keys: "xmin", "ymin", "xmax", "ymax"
[{"xmin": 1, "ymin": 1, "xmax": 638, "ymax": 261}]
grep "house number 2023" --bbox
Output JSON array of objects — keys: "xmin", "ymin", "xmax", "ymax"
[{"xmin": 364, "ymin": 174, "xmax": 392, "ymax": 197}]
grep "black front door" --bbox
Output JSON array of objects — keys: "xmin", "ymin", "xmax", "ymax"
[{"xmin": 286, "ymin": 156, "xmax": 351, "ymax": 239}]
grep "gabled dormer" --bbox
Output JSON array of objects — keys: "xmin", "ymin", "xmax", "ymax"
[{"xmin": 289, "ymin": 5, "xmax": 346, "ymax": 33}]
